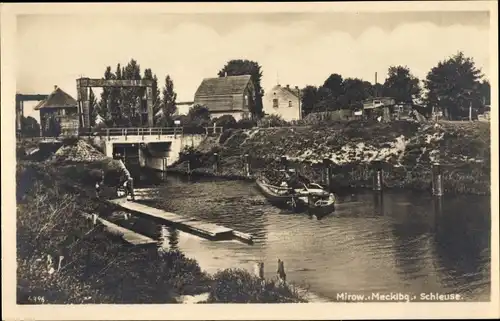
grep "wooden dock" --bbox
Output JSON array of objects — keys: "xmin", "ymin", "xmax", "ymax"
[
  {"xmin": 97, "ymin": 216, "xmax": 157, "ymax": 247},
  {"xmin": 107, "ymin": 199, "xmax": 236, "ymax": 240}
]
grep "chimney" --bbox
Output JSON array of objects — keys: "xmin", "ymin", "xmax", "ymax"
[
  {"xmin": 54, "ymin": 85, "xmax": 58, "ymax": 90},
  {"xmin": 286, "ymin": 84, "xmax": 290, "ymax": 89}
]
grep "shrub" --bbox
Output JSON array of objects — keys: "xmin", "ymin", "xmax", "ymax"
[
  {"xmin": 61, "ymin": 136, "xmax": 79, "ymax": 146},
  {"xmin": 211, "ymin": 115, "xmax": 237, "ymax": 130},
  {"xmin": 207, "ymin": 269, "xmax": 304, "ymax": 303},
  {"xmin": 219, "ymin": 129, "xmax": 235, "ymax": 145},
  {"xmin": 236, "ymin": 119, "xmax": 257, "ymax": 129},
  {"xmin": 258, "ymin": 115, "xmax": 288, "ymax": 128}
]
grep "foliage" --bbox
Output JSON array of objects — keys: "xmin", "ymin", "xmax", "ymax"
[
  {"xmin": 424, "ymin": 51, "xmax": 485, "ymax": 120},
  {"xmin": 21, "ymin": 116, "xmax": 40, "ymax": 137},
  {"xmin": 301, "ymin": 85, "xmax": 318, "ymax": 116},
  {"xmin": 236, "ymin": 118, "xmax": 257, "ymax": 129},
  {"xmin": 211, "ymin": 115, "xmax": 237, "ymax": 130},
  {"xmin": 97, "ymin": 59, "xmax": 171, "ymax": 127},
  {"xmin": 207, "ymin": 269, "xmax": 304, "ymax": 303},
  {"xmin": 383, "ymin": 65, "xmax": 421, "ymax": 104},
  {"xmin": 258, "ymin": 114, "xmax": 288, "ymax": 128},
  {"xmin": 157, "ymin": 75, "xmax": 177, "ymax": 126},
  {"xmin": 218, "ymin": 59, "xmax": 264, "ymax": 118}
]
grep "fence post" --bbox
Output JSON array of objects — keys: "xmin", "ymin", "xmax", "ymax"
[
  {"xmin": 432, "ymin": 163, "xmax": 443, "ymax": 196},
  {"xmin": 372, "ymin": 161, "xmax": 383, "ymax": 191},
  {"xmin": 92, "ymin": 213, "xmax": 98, "ymax": 225},
  {"xmin": 213, "ymin": 153, "xmax": 219, "ymax": 173}
]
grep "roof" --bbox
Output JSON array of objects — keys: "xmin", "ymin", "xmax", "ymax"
[
  {"xmin": 194, "ymin": 75, "xmax": 252, "ymax": 97},
  {"xmin": 34, "ymin": 86, "xmax": 78, "ymax": 110},
  {"xmin": 271, "ymin": 85, "xmax": 300, "ymax": 98}
]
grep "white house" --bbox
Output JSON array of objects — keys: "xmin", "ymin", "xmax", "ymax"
[{"xmin": 262, "ymin": 84, "xmax": 301, "ymax": 121}]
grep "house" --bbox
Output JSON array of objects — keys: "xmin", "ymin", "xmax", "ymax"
[
  {"xmin": 193, "ymin": 74, "xmax": 255, "ymax": 121},
  {"xmin": 362, "ymin": 97, "xmax": 396, "ymax": 121},
  {"xmin": 34, "ymin": 86, "xmax": 79, "ymax": 137},
  {"xmin": 263, "ymin": 84, "xmax": 301, "ymax": 121}
]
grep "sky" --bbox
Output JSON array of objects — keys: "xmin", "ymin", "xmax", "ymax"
[{"xmin": 16, "ymin": 11, "xmax": 491, "ymax": 121}]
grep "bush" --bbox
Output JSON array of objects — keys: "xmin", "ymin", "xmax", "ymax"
[
  {"xmin": 236, "ymin": 119, "xmax": 257, "ymax": 129},
  {"xmin": 61, "ymin": 136, "xmax": 79, "ymax": 146},
  {"xmin": 211, "ymin": 115, "xmax": 237, "ymax": 130},
  {"xmin": 207, "ymin": 269, "xmax": 304, "ymax": 303},
  {"xmin": 219, "ymin": 129, "xmax": 235, "ymax": 145},
  {"xmin": 258, "ymin": 115, "xmax": 288, "ymax": 128}
]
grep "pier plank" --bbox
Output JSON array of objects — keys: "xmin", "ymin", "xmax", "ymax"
[{"xmin": 107, "ymin": 199, "xmax": 234, "ymax": 239}]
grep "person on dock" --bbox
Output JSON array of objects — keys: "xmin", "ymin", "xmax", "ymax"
[{"xmin": 95, "ymin": 180, "xmax": 101, "ymax": 199}]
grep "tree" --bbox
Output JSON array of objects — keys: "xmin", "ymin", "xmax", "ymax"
[
  {"xmin": 218, "ymin": 59, "xmax": 264, "ymax": 118},
  {"xmin": 424, "ymin": 51, "xmax": 483, "ymax": 120},
  {"xmin": 383, "ymin": 65, "xmax": 421, "ymax": 104},
  {"xmin": 143, "ymin": 68, "xmax": 161, "ymax": 124},
  {"xmin": 98, "ymin": 66, "xmax": 115, "ymax": 126},
  {"xmin": 187, "ymin": 104, "xmax": 210, "ymax": 126},
  {"xmin": 89, "ymin": 89, "xmax": 99, "ymax": 127},
  {"xmin": 301, "ymin": 86, "xmax": 318, "ymax": 116},
  {"xmin": 21, "ymin": 116, "xmax": 40, "ymax": 137},
  {"xmin": 338, "ymin": 78, "xmax": 371, "ymax": 110},
  {"xmin": 323, "ymin": 73, "xmax": 344, "ymax": 98},
  {"xmin": 157, "ymin": 75, "xmax": 177, "ymax": 127}
]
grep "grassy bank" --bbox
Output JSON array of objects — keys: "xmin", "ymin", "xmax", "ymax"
[
  {"xmin": 171, "ymin": 120, "xmax": 490, "ymax": 195},
  {"xmin": 16, "ymin": 140, "xmax": 306, "ymax": 303}
]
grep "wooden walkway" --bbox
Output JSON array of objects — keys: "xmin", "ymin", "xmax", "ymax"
[
  {"xmin": 107, "ymin": 199, "xmax": 236, "ymax": 240},
  {"xmin": 98, "ymin": 216, "xmax": 157, "ymax": 247}
]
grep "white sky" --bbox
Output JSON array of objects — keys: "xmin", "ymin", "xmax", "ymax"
[{"xmin": 16, "ymin": 12, "xmax": 490, "ymax": 122}]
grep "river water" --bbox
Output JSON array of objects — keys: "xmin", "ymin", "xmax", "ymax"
[{"xmin": 110, "ymin": 175, "xmax": 491, "ymax": 302}]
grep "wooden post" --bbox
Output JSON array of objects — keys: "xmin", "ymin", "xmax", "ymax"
[
  {"xmin": 187, "ymin": 159, "xmax": 191, "ymax": 176},
  {"xmin": 432, "ymin": 163, "xmax": 443, "ymax": 196},
  {"xmin": 323, "ymin": 159, "xmax": 332, "ymax": 190},
  {"xmin": 244, "ymin": 154, "xmax": 251, "ymax": 177},
  {"xmin": 372, "ymin": 162, "xmax": 383, "ymax": 191},
  {"xmin": 91, "ymin": 213, "xmax": 98, "ymax": 225},
  {"xmin": 254, "ymin": 262, "xmax": 264, "ymax": 279},
  {"xmin": 277, "ymin": 259, "xmax": 286, "ymax": 283},
  {"xmin": 213, "ymin": 153, "xmax": 219, "ymax": 173}
]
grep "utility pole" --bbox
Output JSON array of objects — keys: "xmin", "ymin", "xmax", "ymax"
[{"xmin": 295, "ymin": 86, "xmax": 302, "ymax": 120}]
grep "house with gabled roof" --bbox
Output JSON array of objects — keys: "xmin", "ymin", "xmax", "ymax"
[
  {"xmin": 35, "ymin": 85, "xmax": 79, "ymax": 136},
  {"xmin": 263, "ymin": 84, "xmax": 302, "ymax": 121},
  {"xmin": 193, "ymin": 74, "xmax": 255, "ymax": 121}
]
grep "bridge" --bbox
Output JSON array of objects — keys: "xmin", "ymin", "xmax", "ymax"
[{"xmin": 78, "ymin": 126, "xmax": 224, "ymax": 172}]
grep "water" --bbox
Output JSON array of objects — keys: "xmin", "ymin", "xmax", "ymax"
[{"xmin": 109, "ymin": 175, "xmax": 491, "ymax": 302}]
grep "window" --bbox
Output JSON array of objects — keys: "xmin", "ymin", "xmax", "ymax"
[
  {"xmin": 288, "ymin": 100, "xmax": 292, "ymax": 107},
  {"xmin": 273, "ymin": 98, "xmax": 279, "ymax": 108},
  {"xmin": 244, "ymin": 95, "xmax": 249, "ymax": 106}
]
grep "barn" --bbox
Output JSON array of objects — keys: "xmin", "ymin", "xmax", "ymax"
[{"xmin": 193, "ymin": 75, "xmax": 255, "ymax": 121}]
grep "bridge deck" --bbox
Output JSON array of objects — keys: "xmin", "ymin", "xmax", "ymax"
[{"xmin": 108, "ymin": 199, "xmax": 234, "ymax": 239}]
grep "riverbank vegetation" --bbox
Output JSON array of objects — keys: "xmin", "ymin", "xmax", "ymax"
[
  {"xmin": 173, "ymin": 120, "xmax": 490, "ymax": 196},
  {"xmin": 16, "ymin": 139, "xmax": 306, "ymax": 304}
]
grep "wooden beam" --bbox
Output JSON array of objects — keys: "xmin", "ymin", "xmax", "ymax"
[{"xmin": 76, "ymin": 78, "xmax": 154, "ymax": 88}]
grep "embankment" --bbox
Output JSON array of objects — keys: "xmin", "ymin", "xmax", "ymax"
[
  {"xmin": 171, "ymin": 120, "xmax": 490, "ymax": 195},
  {"xmin": 16, "ymin": 139, "xmax": 307, "ymax": 304}
]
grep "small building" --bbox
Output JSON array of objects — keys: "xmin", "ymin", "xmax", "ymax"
[
  {"xmin": 193, "ymin": 75, "xmax": 255, "ymax": 121},
  {"xmin": 263, "ymin": 84, "xmax": 301, "ymax": 121},
  {"xmin": 35, "ymin": 86, "xmax": 79, "ymax": 137},
  {"xmin": 362, "ymin": 97, "xmax": 396, "ymax": 121}
]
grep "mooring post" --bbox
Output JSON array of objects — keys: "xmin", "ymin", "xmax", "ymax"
[
  {"xmin": 254, "ymin": 262, "xmax": 264, "ymax": 279},
  {"xmin": 323, "ymin": 158, "xmax": 332, "ymax": 190},
  {"xmin": 213, "ymin": 153, "xmax": 219, "ymax": 173},
  {"xmin": 432, "ymin": 163, "xmax": 443, "ymax": 196},
  {"xmin": 244, "ymin": 154, "xmax": 251, "ymax": 177},
  {"xmin": 162, "ymin": 158, "xmax": 168, "ymax": 180},
  {"xmin": 277, "ymin": 259, "xmax": 286, "ymax": 283},
  {"xmin": 372, "ymin": 161, "xmax": 383, "ymax": 191},
  {"xmin": 187, "ymin": 159, "xmax": 191, "ymax": 176}
]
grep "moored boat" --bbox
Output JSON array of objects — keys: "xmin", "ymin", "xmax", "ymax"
[{"xmin": 256, "ymin": 170, "xmax": 336, "ymax": 216}]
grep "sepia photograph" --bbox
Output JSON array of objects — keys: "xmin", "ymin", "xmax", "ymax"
[{"xmin": 1, "ymin": 1, "xmax": 498, "ymax": 320}]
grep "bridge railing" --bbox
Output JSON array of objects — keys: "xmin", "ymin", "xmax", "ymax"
[{"xmin": 79, "ymin": 127, "xmax": 184, "ymax": 139}]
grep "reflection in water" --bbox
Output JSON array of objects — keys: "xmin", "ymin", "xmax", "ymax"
[{"xmin": 104, "ymin": 175, "xmax": 491, "ymax": 302}]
